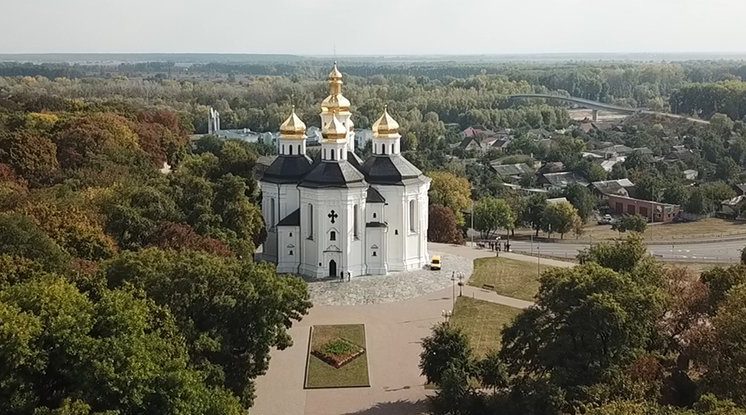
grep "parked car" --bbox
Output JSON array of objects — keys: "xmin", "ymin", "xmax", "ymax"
[
  {"xmin": 597, "ymin": 214, "xmax": 614, "ymax": 225},
  {"xmin": 430, "ymin": 255, "xmax": 442, "ymax": 271}
]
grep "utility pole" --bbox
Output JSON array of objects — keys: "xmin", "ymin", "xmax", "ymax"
[{"xmin": 470, "ymin": 199, "xmax": 474, "ymax": 247}]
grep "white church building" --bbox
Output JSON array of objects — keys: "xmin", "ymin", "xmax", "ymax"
[{"xmin": 259, "ymin": 64, "xmax": 431, "ymax": 279}]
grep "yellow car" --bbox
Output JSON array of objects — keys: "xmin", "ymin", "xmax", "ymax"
[{"xmin": 430, "ymin": 255, "xmax": 442, "ymax": 271}]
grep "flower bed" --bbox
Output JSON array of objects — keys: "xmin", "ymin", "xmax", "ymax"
[
  {"xmin": 311, "ymin": 337, "xmax": 365, "ymax": 368},
  {"xmin": 305, "ymin": 324, "xmax": 370, "ymax": 388}
]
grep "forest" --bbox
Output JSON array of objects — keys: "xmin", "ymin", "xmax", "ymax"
[{"xmin": 3, "ymin": 58, "xmax": 746, "ymax": 414}]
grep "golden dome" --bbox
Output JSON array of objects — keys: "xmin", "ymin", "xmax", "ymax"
[
  {"xmin": 321, "ymin": 62, "xmax": 351, "ymax": 113},
  {"xmin": 279, "ymin": 106, "xmax": 306, "ymax": 139},
  {"xmin": 329, "ymin": 62, "xmax": 343, "ymax": 80},
  {"xmin": 372, "ymin": 106, "xmax": 400, "ymax": 138},
  {"xmin": 321, "ymin": 93, "xmax": 351, "ymax": 112},
  {"xmin": 322, "ymin": 114, "xmax": 348, "ymax": 141}
]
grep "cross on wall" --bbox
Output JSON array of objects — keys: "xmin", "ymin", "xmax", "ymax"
[{"xmin": 328, "ymin": 210, "xmax": 339, "ymax": 224}]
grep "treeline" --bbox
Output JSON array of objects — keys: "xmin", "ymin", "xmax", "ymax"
[
  {"xmin": 0, "ymin": 92, "xmax": 310, "ymax": 414},
  {"xmin": 671, "ymin": 81, "xmax": 746, "ymax": 120}
]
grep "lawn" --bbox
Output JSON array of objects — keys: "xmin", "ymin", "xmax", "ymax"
[
  {"xmin": 467, "ymin": 257, "xmax": 553, "ymax": 301},
  {"xmin": 512, "ymin": 218, "xmax": 746, "ymax": 242},
  {"xmin": 451, "ymin": 297, "xmax": 523, "ymax": 358},
  {"xmin": 305, "ymin": 324, "xmax": 370, "ymax": 389}
]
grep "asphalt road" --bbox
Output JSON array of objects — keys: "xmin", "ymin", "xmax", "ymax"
[{"xmin": 506, "ymin": 239, "xmax": 744, "ymax": 263}]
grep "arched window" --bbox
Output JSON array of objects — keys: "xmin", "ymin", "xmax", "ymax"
[
  {"xmin": 373, "ymin": 212, "xmax": 377, "ymax": 219},
  {"xmin": 331, "ymin": 149, "xmax": 336, "ymax": 160},
  {"xmin": 409, "ymin": 200, "xmax": 416, "ymax": 233},
  {"xmin": 270, "ymin": 198, "xmax": 276, "ymax": 228},
  {"xmin": 307, "ymin": 204, "xmax": 314, "ymax": 239},
  {"xmin": 330, "ymin": 231, "xmax": 336, "ymax": 241},
  {"xmin": 289, "ymin": 145, "xmax": 293, "ymax": 155},
  {"xmin": 391, "ymin": 144, "xmax": 394, "ymax": 154},
  {"xmin": 353, "ymin": 205, "xmax": 359, "ymax": 239},
  {"xmin": 297, "ymin": 144, "xmax": 301, "ymax": 154}
]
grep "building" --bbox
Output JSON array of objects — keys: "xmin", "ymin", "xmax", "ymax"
[
  {"xmin": 489, "ymin": 162, "xmax": 533, "ymax": 182},
  {"xmin": 258, "ymin": 64, "xmax": 431, "ymax": 279},
  {"xmin": 606, "ymin": 194, "xmax": 680, "ymax": 223},
  {"xmin": 538, "ymin": 172, "xmax": 588, "ymax": 190},
  {"xmin": 588, "ymin": 179, "xmax": 635, "ymax": 199}
]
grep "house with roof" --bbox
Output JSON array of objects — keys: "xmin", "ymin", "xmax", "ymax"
[
  {"xmin": 538, "ymin": 172, "xmax": 589, "ymax": 190},
  {"xmin": 489, "ymin": 162, "xmax": 534, "ymax": 182},
  {"xmin": 588, "ymin": 179, "xmax": 635, "ymax": 199}
]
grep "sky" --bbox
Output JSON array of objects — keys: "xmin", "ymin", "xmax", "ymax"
[{"xmin": 1, "ymin": 0, "xmax": 745, "ymax": 55}]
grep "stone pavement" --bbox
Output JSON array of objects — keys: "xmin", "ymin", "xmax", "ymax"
[
  {"xmin": 308, "ymin": 252, "xmax": 473, "ymax": 306},
  {"xmin": 252, "ymin": 243, "xmax": 574, "ymax": 415}
]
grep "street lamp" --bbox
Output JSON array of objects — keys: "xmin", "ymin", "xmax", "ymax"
[
  {"xmin": 441, "ymin": 309, "xmax": 452, "ymax": 324},
  {"xmin": 450, "ymin": 272, "xmax": 456, "ymax": 308},
  {"xmin": 457, "ymin": 273, "xmax": 464, "ymax": 297}
]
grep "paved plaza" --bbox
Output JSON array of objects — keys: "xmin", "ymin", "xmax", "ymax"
[{"xmin": 252, "ymin": 243, "xmax": 572, "ymax": 415}]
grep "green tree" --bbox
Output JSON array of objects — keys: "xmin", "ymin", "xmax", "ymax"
[
  {"xmin": 697, "ymin": 284, "xmax": 746, "ymax": 405},
  {"xmin": 428, "ymin": 171, "xmax": 471, "ymax": 226},
  {"xmin": 565, "ymin": 183, "xmax": 596, "ymax": 221},
  {"xmin": 523, "ymin": 194, "xmax": 548, "ymax": 237},
  {"xmin": 419, "ymin": 322, "xmax": 473, "ymax": 386},
  {"xmin": 541, "ymin": 201, "xmax": 580, "ymax": 239},
  {"xmin": 578, "ymin": 233, "xmax": 649, "ymax": 273},
  {"xmin": 0, "ymin": 275, "xmax": 243, "ymax": 414},
  {"xmin": 700, "ymin": 265, "xmax": 746, "ymax": 312},
  {"xmin": 612, "ymin": 214, "xmax": 648, "ymax": 233},
  {"xmin": 473, "ymin": 197, "xmax": 515, "ymax": 237},
  {"xmin": 500, "ymin": 263, "xmax": 664, "ymax": 406},
  {"xmin": 0, "ymin": 213, "xmax": 69, "ymax": 271},
  {"xmin": 103, "ymin": 249, "xmax": 311, "ymax": 408}
]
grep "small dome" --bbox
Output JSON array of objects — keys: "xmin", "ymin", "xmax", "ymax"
[
  {"xmin": 322, "ymin": 114, "xmax": 348, "ymax": 140},
  {"xmin": 279, "ymin": 107, "xmax": 306, "ymax": 139},
  {"xmin": 372, "ymin": 106, "xmax": 400, "ymax": 137},
  {"xmin": 328, "ymin": 62, "xmax": 343, "ymax": 80}
]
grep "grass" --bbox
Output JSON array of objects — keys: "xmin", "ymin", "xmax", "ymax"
[
  {"xmin": 512, "ymin": 218, "xmax": 746, "ymax": 242},
  {"xmin": 467, "ymin": 257, "xmax": 553, "ymax": 301},
  {"xmin": 451, "ymin": 297, "xmax": 523, "ymax": 358},
  {"xmin": 305, "ymin": 324, "xmax": 370, "ymax": 389}
]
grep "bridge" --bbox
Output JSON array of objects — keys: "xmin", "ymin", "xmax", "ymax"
[
  {"xmin": 509, "ymin": 94, "xmax": 709, "ymax": 124},
  {"xmin": 509, "ymin": 94, "xmax": 641, "ymax": 121}
]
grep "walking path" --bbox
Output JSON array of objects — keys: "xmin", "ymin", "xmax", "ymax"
[{"xmin": 252, "ymin": 243, "xmax": 574, "ymax": 415}]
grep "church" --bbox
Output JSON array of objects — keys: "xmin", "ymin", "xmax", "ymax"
[{"xmin": 259, "ymin": 64, "xmax": 431, "ymax": 279}]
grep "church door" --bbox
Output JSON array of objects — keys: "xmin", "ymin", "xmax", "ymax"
[{"xmin": 329, "ymin": 260, "xmax": 337, "ymax": 278}]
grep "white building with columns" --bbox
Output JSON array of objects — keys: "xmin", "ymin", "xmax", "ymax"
[{"xmin": 259, "ymin": 64, "xmax": 431, "ymax": 279}]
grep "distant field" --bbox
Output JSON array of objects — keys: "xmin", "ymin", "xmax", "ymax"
[{"xmin": 513, "ymin": 218, "xmax": 746, "ymax": 243}]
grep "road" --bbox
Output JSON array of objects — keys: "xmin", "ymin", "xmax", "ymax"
[{"xmin": 507, "ymin": 238, "xmax": 743, "ymax": 263}]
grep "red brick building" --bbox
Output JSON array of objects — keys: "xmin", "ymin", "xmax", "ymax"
[{"xmin": 606, "ymin": 195, "xmax": 680, "ymax": 223}]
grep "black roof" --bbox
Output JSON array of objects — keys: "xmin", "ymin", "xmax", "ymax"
[
  {"xmin": 261, "ymin": 155, "xmax": 313, "ymax": 184},
  {"xmin": 298, "ymin": 160, "xmax": 367, "ymax": 189},
  {"xmin": 277, "ymin": 208, "xmax": 300, "ymax": 226},
  {"xmin": 359, "ymin": 154, "xmax": 425, "ymax": 185},
  {"xmin": 366, "ymin": 187, "xmax": 386, "ymax": 203}
]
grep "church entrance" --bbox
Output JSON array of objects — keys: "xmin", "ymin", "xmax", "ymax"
[{"xmin": 329, "ymin": 260, "xmax": 337, "ymax": 277}]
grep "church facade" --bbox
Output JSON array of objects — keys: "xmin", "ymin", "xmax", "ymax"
[{"xmin": 259, "ymin": 64, "xmax": 431, "ymax": 279}]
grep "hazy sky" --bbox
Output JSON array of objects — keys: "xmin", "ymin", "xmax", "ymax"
[{"xmin": 2, "ymin": 0, "xmax": 745, "ymax": 55}]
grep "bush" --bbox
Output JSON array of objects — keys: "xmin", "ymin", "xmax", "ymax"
[{"xmin": 612, "ymin": 214, "xmax": 648, "ymax": 233}]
